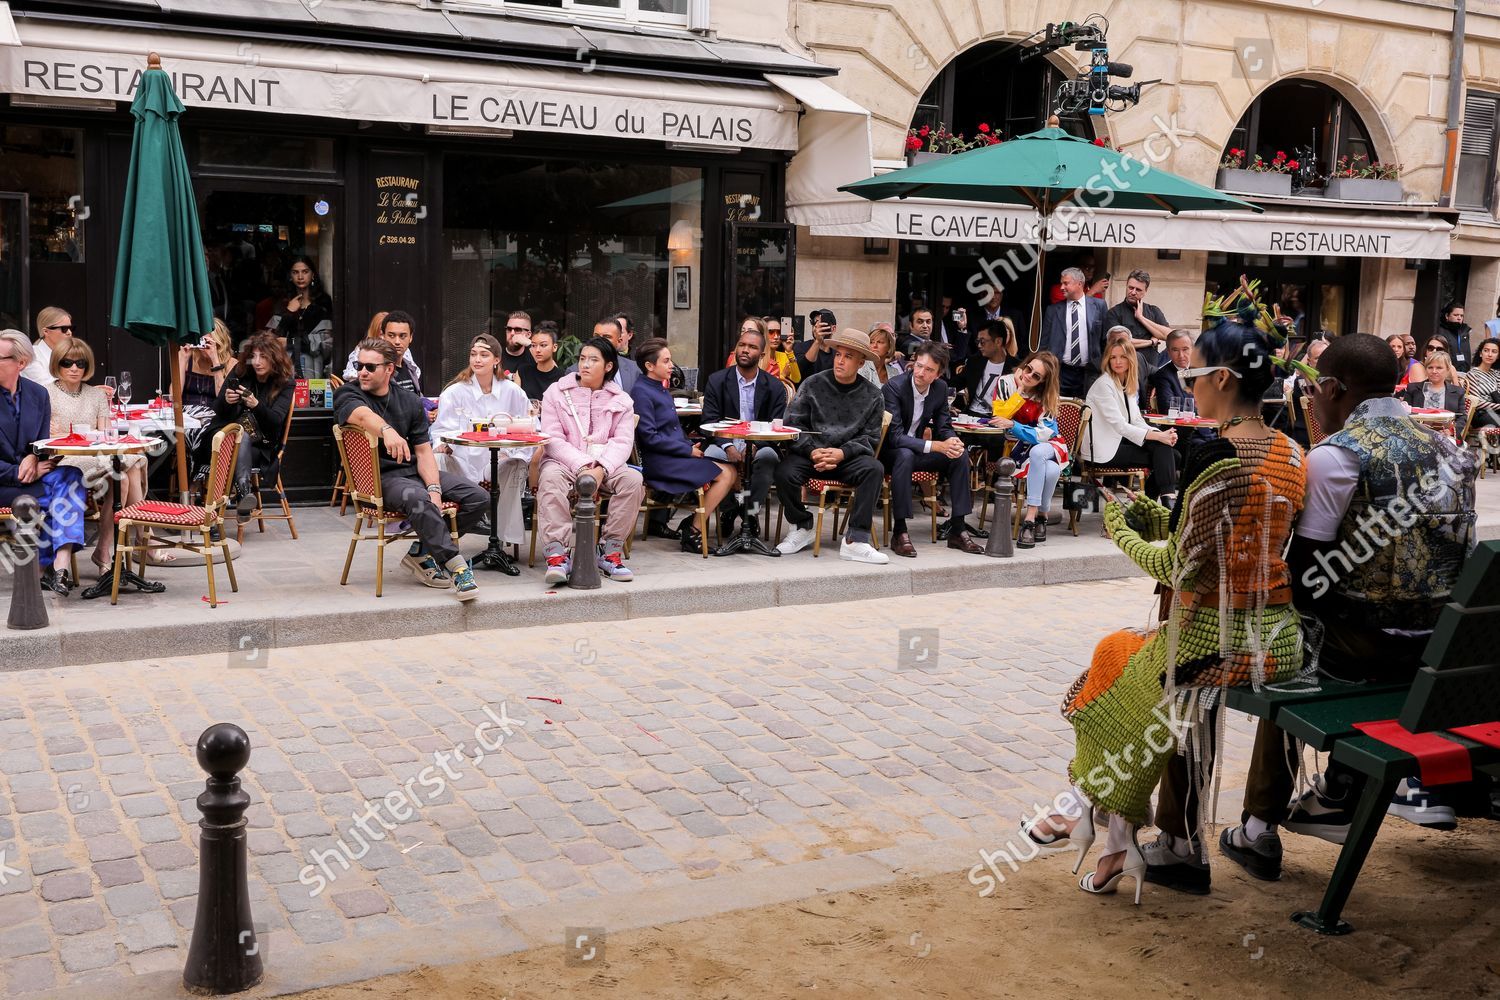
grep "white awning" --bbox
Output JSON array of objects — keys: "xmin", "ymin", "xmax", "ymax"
[
  {"xmin": 0, "ymin": 4, "xmax": 19, "ymax": 48},
  {"xmin": 0, "ymin": 19, "xmax": 801, "ymax": 150},
  {"xmin": 766, "ymin": 73, "xmax": 875, "ymax": 228},
  {"xmin": 808, "ymin": 198, "xmax": 1453, "ymax": 260}
]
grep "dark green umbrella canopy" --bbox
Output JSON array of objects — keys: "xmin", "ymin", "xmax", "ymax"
[
  {"xmin": 840, "ymin": 126, "xmax": 1261, "ymax": 215},
  {"xmin": 110, "ymin": 60, "xmax": 213, "ymax": 347}
]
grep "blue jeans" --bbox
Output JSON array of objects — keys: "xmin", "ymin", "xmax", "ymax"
[{"xmin": 1024, "ymin": 442, "xmax": 1063, "ymax": 512}]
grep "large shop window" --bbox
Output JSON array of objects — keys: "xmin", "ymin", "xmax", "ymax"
[
  {"xmin": 442, "ymin": 156, "xmax": 703, "ymax": 374},
  {"xmin": 1225, "ymin": 80, "xmax": 1376, "ymax": 194},
  {"xmin": 1458, "ymin": 91, "xmax": 1499, "ymax": 213},
  {"xmin": 0, "ymin": 125, "xmax": 86, "ymax": 266},
  {"xmin": 911, "ymin": 40, "xmax": 1091, "ymax": 144}
]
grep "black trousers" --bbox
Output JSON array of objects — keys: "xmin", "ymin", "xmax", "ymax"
[
  {"xmin": 884, "ymin": 447, "xmax": 972, "ymax": 521},
  {"xmin": 1100, "ymin": 439, "xmax": 1178, "ymax": 499},
  {"xmin": 381, "ymin": 471, "xmax": 488, "ymax": 565},
  {"xmin": 775, "ymin": 452, "xmax": 884, "ymax": 543},
  {"xmin": 1060, "ymin": 363, "xmax": 1096, "ymax": 399}
]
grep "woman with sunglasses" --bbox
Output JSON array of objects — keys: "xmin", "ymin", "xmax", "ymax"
[
  {"xmin": 200, "ymin": 333, "xmax": 296, "ymax": 521},
  {"xmin": 1387, "ymin": 334, "xmax": 1425, "ymax": 393},
  {"xmin": 1084, "ymin": 332, "xmax": 1179, "ymax": 503},
  {"xmin": 22, "ymin": 306, "xmax": 74, "ymax": 387},
  {"xmin": 1023, "ymin": 303, "xmax": 1306, "ymax": 904},
  {"xmin": 762, "ymin": 316, "xmax": 801, "ymax": 385},
  {"xmin": 45, "ymin": 338, "xmax": 149, "ymax": 579},
  {"xmin": 988, "ymin": 351, "xmax": 1068, "ymax": 548}
]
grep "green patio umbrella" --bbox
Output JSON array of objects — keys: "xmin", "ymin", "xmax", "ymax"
[
  {"xmin": 110, "ymin": 52, "xmax": 214, "ymax": 500},
  {"xmin": 840, "ymin": 122, "xmax": 1262, "ymax": 348}
]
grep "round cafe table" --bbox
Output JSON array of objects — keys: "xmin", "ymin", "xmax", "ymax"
[
  {"xmin": 699, "ymin": 422, "xmax": 800, "ymax": 557},
  {"xmin": 1408, "ymin": 409, "xmax": 1456, "ymax": 427},
  {"xmin": 1146, "ymin": 414, "xmax": 1220, "ymax": 429},
  {"xmin": 441, "ymin": 431, "xmax": 549, "ymax": 576},
  {"xmin": 33, "ymin": 436, "xmax": 165, "ymax": 600}
]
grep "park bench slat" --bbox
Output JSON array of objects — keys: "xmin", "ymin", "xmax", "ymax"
[
  {"xmin": 1420, "ymin": 604, "xmax": 1500, "ymax": 670},
  {"xmin": 1330, "ymin": 731, "xmax": 1499, "ymax": 783},
  {"xmin": 1275, "ymin": 691, "xmax": 1415, "ymax": 750},
  {"xmin": 1224, "ymin": 678, "xmax": 1403, "ymax": 720}
]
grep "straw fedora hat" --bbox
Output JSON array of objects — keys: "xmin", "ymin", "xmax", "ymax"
[{"xmin": 827, "ymin": 327, "xmax": 881, "ymax": 362}]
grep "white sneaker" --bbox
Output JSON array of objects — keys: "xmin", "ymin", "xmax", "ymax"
[
  {"xmin": 839, "ymin": 539, "xmax": 889, "ymax": 564},
  {"xmin": 777, "ymin": 525, "xmax": 816, "ymax": 555}
]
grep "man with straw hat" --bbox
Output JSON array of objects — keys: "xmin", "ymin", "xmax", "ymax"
[{"xmin": 774, "ymin": 328, "xmax": 889, "ymax": 564}]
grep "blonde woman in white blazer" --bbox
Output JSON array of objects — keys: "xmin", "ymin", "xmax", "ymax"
[{"xmin": 1085, "ymin": 335, "xmax": 1180, "ymax": 501}]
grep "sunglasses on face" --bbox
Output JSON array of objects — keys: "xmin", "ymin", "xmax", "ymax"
[
  {"xmin": 47, "ymin": 324, "xmax": 74, "ymax": 333},
  {"xmin": 356, "ymin": 362, "xmax": 389, "ymax": 373},
  {"xmin": 57, "ymin": 358, "xmax": 87, "ymax": 370},
  {"xmin": 1179, "ymin": 365, "xmax": 1244, "ymax": 387},
  {"xmin": 506, "ymin": 326, "xmax": 530, "ymax": 333},
  {"xmin": 1019, "ymin": 367, "xmax": 1042, "ymax": 380}
]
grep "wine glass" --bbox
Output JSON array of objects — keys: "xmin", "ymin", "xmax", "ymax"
[
  {"xmin": 104, "ymin": 376, "xmax": 118, "ymax": 416},
  {"xmin": 117, "ymin": 371, "xmax": 133, "ymax": 411}
]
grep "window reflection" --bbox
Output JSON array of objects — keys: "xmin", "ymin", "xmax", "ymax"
[{"xmin": 0, "ymin": 125, "xmax": 85, "ymax": 262}]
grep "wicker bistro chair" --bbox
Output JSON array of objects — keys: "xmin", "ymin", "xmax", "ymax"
[
  {"xmin": 881, "ymin": 468, "xmax": 940, "ymax": 544},
  {"xmin": 1008, "ymin": 397, "xmax": 1085, "ymax": 539},
  {"xmin": 333, "ymin": 425, "xmax": 459, "ymax": 597},
  {"xmin": 328, "ymin": 376, "xmax": 352, "ymax": 514},
  {"xmin": 633, "ymin": 444, "xmax": 711, "ymax": 560},
  {"xmin": 1297, "ymin": 390, "xmax": 1327, "ymax": 447},
  {"xmin": 111, "ymin": 423, "xmax": 242, "ymax": 608},
  {"xmin": 1075, "ymin": 405, "xmax": 1148, "ymax": 534},
  {"xmin": 776, "ymin": 412, "xmax": 893, "ymax": 557},
  {"xmin": 239, "ymin": 406, "xmax": 298, "ymax": 543},
  {"xmin": 0, "ymin": 506, "xmax": 82, "ymax": 581}
]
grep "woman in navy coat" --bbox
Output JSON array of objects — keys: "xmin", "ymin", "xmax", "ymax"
[{"xmin": 631, "ymin": 338, "xmax": 739, "ymax": 553}]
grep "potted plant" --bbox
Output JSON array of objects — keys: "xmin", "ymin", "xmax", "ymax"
[
  {"xmin": 1216, "ymin": 148, "xmax": 1296, "ymax": 196},
  {"xmin": 1324, "ymin": 154, "xmax": 1404, "ymax": 202},
  {"xmin": 906, "ymin": 122, "xmax": 1002, "ymax": 163}
]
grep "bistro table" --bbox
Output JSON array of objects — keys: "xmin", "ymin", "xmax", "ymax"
[
  {"xmin": 1408, "ymin": 407, "xmax": 1457, "ymax": 428},
  {"xmin": 1145, "ymin": 414, "xmax": 1220, "ymax": 430},
  {"xmin": 32, "ymin": 435, "xmax": 165, "ymax": 600},
  {"xmin": 700, "ymin": 420, "xmax": 799, "ymax": 557},
  {"xmin": 952, "ymin": 420, "xmax": 1014, "ymax": 528},
  {"xmin": 440, "ymin": 430, "xmax": 549, "ymax": 576}
]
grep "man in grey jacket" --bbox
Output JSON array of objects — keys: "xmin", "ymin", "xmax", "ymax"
[{"xmin": 774, "ymin": 329, "xmax": 889, "ymax": 564}]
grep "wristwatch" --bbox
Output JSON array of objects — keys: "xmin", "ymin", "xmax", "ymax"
[{"xmin": 425, "ymin": 484, "xmax": 441, "ymax": 494}]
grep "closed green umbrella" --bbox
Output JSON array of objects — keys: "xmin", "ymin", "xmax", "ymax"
[
  {"xmin": 110, "ymin": 52, "xmax": 213, "ymax": 500},
  {"xmin": 840, "ymin": 123, "xmax": 1261, "ymax": 347}
]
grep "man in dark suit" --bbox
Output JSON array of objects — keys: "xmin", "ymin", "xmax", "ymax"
[
  {"xmin": 937, "ymin": 295, "xmax": 970, "ymax": 367},
  {"xmin": 1147, "ymin": 330, "xmax": 1212, "ymax": 463},
  {"xmin": 0, "ymin": 331, "xmax": 87, "ymax": 594},
  {"xmin": 702, "ymin": 324, "xmax": 787, "ymax": 539},
  {"xmin": 881, "ymin": 342, "xmax": 984, "ymax": 557},
  {"xmin": 1042, "ymin": 266, "xmax": 1108, "ymax": 397}
]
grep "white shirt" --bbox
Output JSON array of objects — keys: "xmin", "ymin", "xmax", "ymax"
[
  {"xmin": 910, "ymin": 379, "xmax": 932, "ymax": 453},
  {"xmin": 431, "ymin": 376, "xmax": 534, "ymax": 484},
  {"xmin": 21, "ymin": 338, "xmax": 54, "ymax": 386}
]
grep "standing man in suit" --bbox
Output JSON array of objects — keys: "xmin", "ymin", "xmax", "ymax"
[
  {"xmin": 937, "ymin": 295, "xmax": 970, "ymax": 368},
  {"xmin": 881, "ymin": 342, "xmax": 985, "ymax": 557},
  {"xmin": 701, "ymin": 323, "xmax": 787, "ymax": 542},
  {"xmin": 1042, "ymin": 267, "xmax": 1108, "ymax": 397}
]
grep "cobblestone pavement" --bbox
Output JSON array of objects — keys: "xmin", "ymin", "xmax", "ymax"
[{"xmin": 0, "ymin": 576, "xmax": 1266, "ymax": 993}]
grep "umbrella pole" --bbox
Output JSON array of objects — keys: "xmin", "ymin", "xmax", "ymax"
[
  {"xmin": 169, "ymin": 346, "xmax": 190, "ymax": 502},
  {"xmin": 1030, "ymin": 214, "xmax": 1050, "ymax": 355}
]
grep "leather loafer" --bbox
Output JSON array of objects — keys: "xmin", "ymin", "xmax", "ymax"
[
  {"xmin": 891, "ymin": 531, "xmax": 917, "ymax": 558},
  {"xmin": 939, "ymin": 520, "xmax": 988, "ymax": 540},
  {"xmin": 947, "ymin": 530, "xmax": 985, "ymax": 555},
  {"xmin": 41, "ymin": 569, "xmax": 74, "ymax": 596}
]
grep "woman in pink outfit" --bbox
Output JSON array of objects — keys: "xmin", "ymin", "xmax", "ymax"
[{"xmin": 537, "ymin": 336, "xmax": 645, "ymax": 585}]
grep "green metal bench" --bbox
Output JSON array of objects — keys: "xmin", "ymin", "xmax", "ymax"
[{"xmin": 1224, "ymin": 540, "xmax": 1500, "ymax": 934}]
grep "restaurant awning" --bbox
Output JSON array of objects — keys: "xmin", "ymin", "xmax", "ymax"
[
  {"xmin": 0, "ymin": 3, "xmax": 19, "ymax": 47},
  {"xmin": 768, "ymin": 73, "xmax": 874, "ymax": 228},
  {"xmin": 0, "ymin": 16, "xmax": 805, "ymax": 150},
  {"xmin": 807, "ymin": 197, "xmax": 1453, "ymax": 260}
]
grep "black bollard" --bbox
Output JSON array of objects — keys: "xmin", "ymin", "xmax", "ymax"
[
  {"xmin": 6, "ymin": 495, "xmax": 48, "ymax": 630},
  {"xmin": 183, "ymin": 723, "xmax": 262, "ymax": 996},
  {"xmin": 568, "ymin": 473, "xmax": 601, "ymax": 590},
  {"xmin": 984, "ymin": 459, "xmax": 1016, "ymax": 558}
]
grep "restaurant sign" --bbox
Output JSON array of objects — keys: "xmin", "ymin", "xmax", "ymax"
[{"xmin": 1, "ymin": 45, "xmax": 799, "ymax": 151}]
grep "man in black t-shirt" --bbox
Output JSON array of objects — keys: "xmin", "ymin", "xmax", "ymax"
[
  {"xmin": 334, "ymin": 338, "xmax": 488, "ymax": 599},
  {"xmin": 1103, "ymin": 269, "xmax": 1172, "ymax": 401},
  {"xmin": 495, "ymin": 309, "xmax": 536, "ymax": 378}
]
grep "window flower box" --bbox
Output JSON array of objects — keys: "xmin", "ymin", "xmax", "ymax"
[
  {"xmin": 1324, "ymin": 177, "xmax": 1404, "ymax": 202},
  {"xmin": 1216, "ymin": 168, "xmax": 1291, "ymax": 197}
]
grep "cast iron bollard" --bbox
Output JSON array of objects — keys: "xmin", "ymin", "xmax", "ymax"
[
  {"xmin": 6, "ymin": 495, "xmax": 48, "ymax": 630},
  {"xmin": 183, "ymin": 723, "xmax": 262, "ymax": 996},
  {"xmin": 569, "ymin": 473, "xmax": 601, "ymax": 590},
  {"xmin": 985, "ymin": 458, "xmax": 1016, "ymax": 558}
]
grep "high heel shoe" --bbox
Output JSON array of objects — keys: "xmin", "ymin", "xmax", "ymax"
[
  {"xmin": 1078, "ymin": 830, "xmax": 1145, "ymax": 904},
  {"xmin": 1067, "ymin": 806, "xmax": 1097, "ymax": 876}
]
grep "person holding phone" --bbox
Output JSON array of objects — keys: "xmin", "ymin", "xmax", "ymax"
[
  {"xmin": 201, "ymin": 333, "xmax": 296, "ymax": 521},
  {"xmin": 798, "ymin": 308, "xmax": 838, "ymax": 377}
]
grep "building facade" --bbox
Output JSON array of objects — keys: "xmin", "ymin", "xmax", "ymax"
[{"xmin": 780, "ymin": 0, "xmax": 1500, "ymax": 351}]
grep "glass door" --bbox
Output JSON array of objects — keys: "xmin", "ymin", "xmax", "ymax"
[
  {"xmin": 723, "ymin": 222, "xmax": 795, "ymax": 366},
  {"xmin": 0, "ymin": 193, "xmax": 28, "ymax": 332}
]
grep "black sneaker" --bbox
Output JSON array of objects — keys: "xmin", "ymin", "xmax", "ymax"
[
  {"xmin": 1283, "ymin": 773, "xmax": 1356, "ymax": 845},
  {"xmin": 1141, "ymin": 835, "xmax": 1211, "ymax": 895},
  {"xmin": 1219, "ymin": 824, "xmax": 1283, "ymax": 881},
  {"xmin": 1387, "ymin": 778, "xmax": 1457, "ymax": 831}
]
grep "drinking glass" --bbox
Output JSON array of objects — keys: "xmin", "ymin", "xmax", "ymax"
[
  {"xmin": 104, "ymin": 376, "xmax": 118, "ymax": 415},
  {"xmin": 117, "ymin": 371, "xmax": 133, "ymax": 410}
]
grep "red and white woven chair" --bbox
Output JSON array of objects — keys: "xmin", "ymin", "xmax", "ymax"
[
  {"xmin": 238, "ymin": 404, "xmax": 298, "ymax": 543},
  {"xmin": 333, "ymin": 425, "xmax": 459, "ymax": 597},
  {"xmin": 111, "ymin": 423, "xmax": 241, "ymax": 607},
  {"xmin": 881, "ymin": 468, "xmax": 940, "ymax": 544},
  {"xmin": 776, "ymin": 412, "xmax": 892, "ymax": 557},
  {"xmin": 1075, "ymin": 404, "xmax": 1149, "ymax": 534},
  {"xmin": 1006, "ymin": 396, "xmax": 1085, "ymax": 539}
]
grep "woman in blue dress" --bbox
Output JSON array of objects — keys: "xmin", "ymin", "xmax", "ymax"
[{"xmin": 631, "ymin": 338, "xmax": 740, "ymax": 553}]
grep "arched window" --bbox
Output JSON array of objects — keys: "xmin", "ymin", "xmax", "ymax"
[
  {"xmin": 911, "ymin": 40, "xmax": 1090, "ymax": 146},
  {"xmin": 1225, "ymin": 79, "xmax": 1378, "ymax": 193}
]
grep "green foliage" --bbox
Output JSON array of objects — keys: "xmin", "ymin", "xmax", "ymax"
[{"xmin": 554, "ymin": 335, "xmax": 583, "ymax": 370}]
